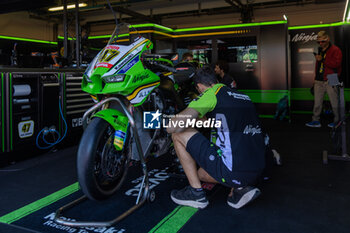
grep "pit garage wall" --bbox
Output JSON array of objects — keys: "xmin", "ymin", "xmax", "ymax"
[
  {"xmin": 250, "ymin": 23, "xmax": 289, "ymax": 117},
  {"xmin": 289, "ymin": 24, "xmax": 350, "ymax": 115},
  {"xmin": 169, "ymin": 22, "xmax": 289, "ymax": 118},
  {"xmin": 0, "ymin": 69, "xmax": 91, "ymax": 158}
]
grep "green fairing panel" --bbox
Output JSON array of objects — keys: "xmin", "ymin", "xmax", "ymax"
[
  {"xmin": 104, "ymin": 67, "xmax": 160, "ymax": 97},
  {"xmin": 93, "ymin": 109, "xmax": 128, "ymax": 131},
  {"xmin": 81, "ymin": 39, "xmax": 160, "ymax": 107}
]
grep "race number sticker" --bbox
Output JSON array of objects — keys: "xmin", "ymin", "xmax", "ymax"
[
  {"xmin": 99, "ymin": 46, "xmax": 120, "ymax": 62},
  {"xmin": 18, "ymin": 120, "xmax": 34, "ymax": 138},
  {"xmin": 95, "ymin": 45, "xmax": 120, "ymax": 69}
]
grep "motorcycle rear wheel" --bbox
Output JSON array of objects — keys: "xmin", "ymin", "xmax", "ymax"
[{"xmin": 77, "ymin": 117, "xmax": 130, "ymax": 201}]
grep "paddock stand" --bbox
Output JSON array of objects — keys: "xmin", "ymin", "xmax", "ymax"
[
  {"xmin": 53, "ymin": 97, "xmax": 156, "ymax": 228},
  {"xmin": 323, "ymin": 83, "xmax": 350, "ymax": 164}
]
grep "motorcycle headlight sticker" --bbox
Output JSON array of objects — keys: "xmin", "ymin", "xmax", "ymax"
[{"xmin": 103, "ymin": 74, "xmax": 126, "ymax": 83}]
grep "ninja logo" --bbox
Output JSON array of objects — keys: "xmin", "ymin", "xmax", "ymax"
[{"xmin": 143, "ymin": 110, "xmax": 162, "ymax": 129}]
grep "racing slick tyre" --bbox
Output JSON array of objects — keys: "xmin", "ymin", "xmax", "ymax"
[{"xmin": 77, "ymin": 117, "xmax": 130, "ymax": 200}]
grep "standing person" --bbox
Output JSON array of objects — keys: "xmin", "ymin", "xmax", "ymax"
[
  {"xmin": 214, "ymin": 60, "xmax": 237, "ymax": 89},
  {"xmin": 306, "ymin": 31, "xmax": 342, "ymax": 128},
  {"xmin": 166, "ymin": 68, "xmax": 265, "ymax": 209}
]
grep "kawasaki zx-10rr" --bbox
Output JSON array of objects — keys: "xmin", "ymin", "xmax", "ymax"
[{"xmin": 78, "ymin": 23, "xmax": 196, "ymax": 201}]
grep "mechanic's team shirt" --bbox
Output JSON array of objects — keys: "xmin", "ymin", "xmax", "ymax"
[{"xmin": 188, "ymin": 83, "xmax": 265, "ymax": 175}]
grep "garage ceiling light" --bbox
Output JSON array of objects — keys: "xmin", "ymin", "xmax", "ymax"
[
  {"xmin": 48, "ymin": 3, "xmax": 87, "ymax": 12},
  {"xmin": 344, "ymin": 0, "xmax": 349, "ymax": 22}
]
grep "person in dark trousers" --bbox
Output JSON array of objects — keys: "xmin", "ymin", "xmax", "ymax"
[
  {"xmin": 306, "ymin": 30, "xmax": 342, "ymax": 128},
  {"xmin": 167, "ymin": 68, "xmax": 265, "ymax": 209},
  {"xmin": 214, "ymin": 60, "xmax": 237, "ymax": 89}
]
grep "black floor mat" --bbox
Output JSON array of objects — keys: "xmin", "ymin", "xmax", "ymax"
[
  {"xmin": 179, "ymin": 117, "xmax": 350, "ymax": 233},
  {"xmin": 1, "ymin": 117, "xmax": 350, "ymax": 233},
  {"xmin": 5, "ymin": 154, "xmax": 220, "ymax": 233}
]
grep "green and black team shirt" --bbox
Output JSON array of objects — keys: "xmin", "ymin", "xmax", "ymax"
[{"xmin": 189, "ymin": 84, "xmax": 265, "ymax": 177}]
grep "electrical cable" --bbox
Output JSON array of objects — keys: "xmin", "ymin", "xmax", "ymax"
[
  {"xmin": 42, "ymin": 130, "xmax": 61, "ymax": 145},
  {"xmin": 0, "ymin": 98, "xmax": 67, "ymax": 172},
  {"xmin": 36, "ymin": 96, "xmax": 68, "ymax": 149}
]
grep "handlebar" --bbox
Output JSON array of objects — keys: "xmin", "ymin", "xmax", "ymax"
[
  {"xmin": 156, "ymin": 63, "xmax": 177, "ymax": 73},
  {"xmin": 142, "ymin": 56, "xmax": 177, "ymax": 73}
]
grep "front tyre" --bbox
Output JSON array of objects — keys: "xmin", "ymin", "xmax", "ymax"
[{"xmin": 77, "ymin": 117, "xmax": 130, "ymax": 200}]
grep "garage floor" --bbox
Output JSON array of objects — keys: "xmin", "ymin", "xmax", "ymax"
[{"xmin": 0, "ymin": 117, "xmax": 349, "ymax": 233}]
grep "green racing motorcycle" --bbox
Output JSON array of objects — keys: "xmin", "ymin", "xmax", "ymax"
[{"xmin": 77, "ymin": 23, "xmax": 197, "ymax": 202}]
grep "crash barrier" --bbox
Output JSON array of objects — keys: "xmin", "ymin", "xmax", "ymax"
[{"xmin": 0, "ymin": 68, "xmax": 93, "ymax": 158}]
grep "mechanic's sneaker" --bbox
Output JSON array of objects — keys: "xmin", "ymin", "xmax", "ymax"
[
  {"xmin": 227, "ymin": 186, "xmax": 261, "ymax": 209},
  {"xmin": 171, "ymin": 185, "xmax": 208, "ymax": 209},
  {"xmin": 327, "ymin": 122, "xmax": 336, "ymax": 128},
  {"xmin": 305, "ymin": 121, "xmax": 321, "ymax": 128}
]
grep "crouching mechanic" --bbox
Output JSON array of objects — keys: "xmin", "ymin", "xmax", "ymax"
[{"xmin": 166, "ymin": 68, "xmax": 266, "ymax": 209}]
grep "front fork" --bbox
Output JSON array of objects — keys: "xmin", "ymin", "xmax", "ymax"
[{"xmin": 54, "ymin": 96, "xmax": 150, "ymax": 227}]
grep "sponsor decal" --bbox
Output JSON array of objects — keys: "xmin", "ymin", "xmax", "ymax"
[
  {"xmin": 227, "ymin": 91, "xmax": 251, "ymax": 101},
  {"xmin": 103, "ymin": 39, "xmax": 147, "ymax": 77},
  {"xmin": 112, "ymin": 46, "xmax": 144, "ymax": 73},
  {"xmin": 72, "ymin": 117, "xmax": 83, "ymax": 128},
  {"xmin": 176, "ymin": 67, "xmax": 189, "ymax": 71},
  {"xmin": 18, "ymin": 120, "xmax": 34, "ymax": 138},
  {"xmin": 243, "ymin": 125, "xmax": 262, "ymax": 136},
  {"xmin": 215, "ymin": 114, "xmax": 232, "ymax": 171},
  {"xmin": 116, "ymin": 54, "xmax": 135, "ymax": 71},
  {"xmin": 105, "ymin": 45, "xmax": 120, "ymax": 50},
  {"xmin": 95, "ymin": 62, "xmax": 113, "ymax": 69},
  {"xmin": 291, "ymin": 32, "xmax": 318, "ymax": 43},
  {"xmin": 117, "ymin": 56, "xmax": 139, "ymax": 74},
  {"xmin": 114, "ymin": 130, "xmax": 126, "ymax": 150},
  {"xmin": 42, "ymin": 212, "xmax": 126, "ymax": 233},
  {"xmin": 72, "ymin": 117, "xmax": 91, "ymax": 128},
  {"xmin": 98, "ymin": 48, "xmax": 120, "ymax": 63},
  {"xmin": 125, "ymin": 168, "xmax": 169, "ymax": 196},
  {"xmin": 128, "ymin": 85, "xmax": 157, "ymax": 104}
]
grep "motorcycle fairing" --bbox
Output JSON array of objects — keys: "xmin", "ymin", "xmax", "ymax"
[
  {"xmin": 126, "ymin": 80, "xmax": 160, "ymax": 105},
  {"xmin": 92, "ymin": 109, "xmax": 128, "ymax": 151},
  {"xmin": 82, "ymin": 37, "xmax": 160, "ymax": 106}
]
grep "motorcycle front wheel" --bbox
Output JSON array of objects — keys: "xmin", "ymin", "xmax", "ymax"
[{"xmin": 77, "ymin": 117, "xmax": 130, "ymax": 201}]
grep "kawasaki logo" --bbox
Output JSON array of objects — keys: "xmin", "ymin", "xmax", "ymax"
[{"xmin": 43, "ymin": 212, "xmax": 125, "ymax": 233}]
